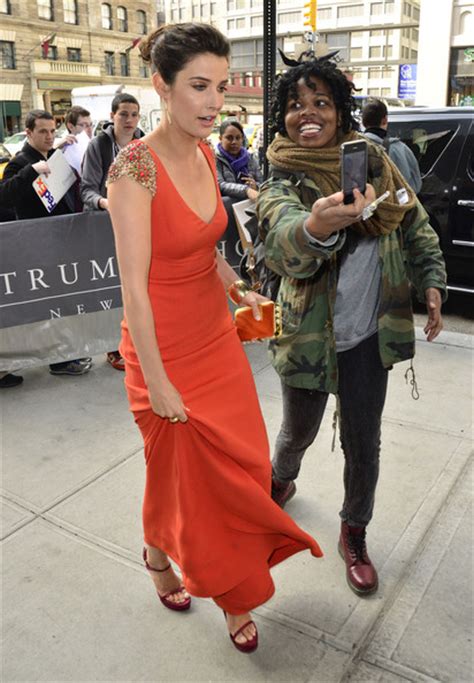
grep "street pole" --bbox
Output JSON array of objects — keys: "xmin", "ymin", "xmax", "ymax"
[{"xmin": 263, "ymin": 0, "xmax": 276, "ymax": 178}]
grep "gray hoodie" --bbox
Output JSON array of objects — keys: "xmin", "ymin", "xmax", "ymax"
[
  {"xmin": 363, "ymin": 130, "xmax": 422, "ymax": 194},
  {"xmin": 80, "ymin": 124, "xmax": 142, "ymax": 211}
]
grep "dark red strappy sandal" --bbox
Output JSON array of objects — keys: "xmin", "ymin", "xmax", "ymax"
[
  {"xmin": 223, "ymin": 611, "xmax": 259, "ymax": 654},
  {"xmin": 143, "ymin": 548, "xmax": 191, "ymax": 612}
]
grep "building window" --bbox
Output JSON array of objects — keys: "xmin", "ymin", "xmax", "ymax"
[
  {"xmin": 385, "ymin": 0, "xmax": 394, "ymax": 12},
  {"xmin": 136, "ymin": 10, "xmax": 147, "ymax": 34},
  {"xmin": 104, "ymin": 50, "xmax": 115, "ymax": 74},
  {"xmin": 227, "ymin": 18, "xmax": 235, "ymax": 29},
  {"xmin": 250, "ymin": 0, "xmax": 261, "ymax": 6},
  {"xmin": 251, "ymin": 15, "xmax": 262, "ymax": 27},
  {"xmin": 384, "ymin": 45, "xmax": 393, "ymax": 58},
  {"xmin": 236, "ymin": 17, "xmax": 245, "ymax": 28},
  {"xmin": 318, "ymin": 7, "xmax": 331, "ymax": 20},
  {"xmin": 403, "ymin": 2, "xmax": 411, "ymax": 17},
  {"xmin": 44, "ymin": 44, "xmax": 58, "ymax": 59},
  {"xmin": 368, "ymin": 67, "xmax": 380, "ymax": 78},
  {"xmin": 117, "ymin": 6, "xmax": 128, "ymax": 31},
  {"xmin": 63, "ymin": 0, "xmax": 77, "ymax": 23},
  {"xmin": 370, "ymin": 29, "xmax": 382, "ymax": 37},
  {"xmin": 351, "ymin": 47, "xmax": 363, "ymax": 59},
  {"xmin": 338, "ymin": 4, "xmax": 363, "ymax": 18},
  {"xmin": 370, "ymin": 2, "xmax": 382, "ymax": 15},
  {"xmin": 411, "ymin": 49, "xmax": 418, "ymax": 60},
  {"xmin": 412, "ymin": 28, "xmax": 419, "ymax": 41},
  {"xmin": 120, "ymin": 52, "xmax": 129, "ymax": 76},
  {"xmin": 67, "ymin": 47, "xmax": 81, "ymax": 61},
  {"xmin": 0, "ymin": 41, "xmax": 15, "ymax": 68},
  {"xmin": 171, "ymin": 8, "xmax": 178, "ymax": 21},
  {"xmin": 413, "ymin": 6, "xmax": 419, "ymax": 20},
  {"xmin": 381, "ymin": 87, "xmax": 391, "ymax": 96},
  {"xmin": 37, "ymin": 0, "xmax": 54, "ymax": 20},
  {"xmin": 231, "ymin": 39, "xmax": 257, "ymax": 69},
  {"xmin": 139, "ymin": 56, "xmax": 149, "ymax": 78},
  {"xmin": 368, "ymin": 87, "xmax": 381, "ymax": 95},
  {"xmin": 0, "ymin": 0, "xmax": 11, "ymax": 14},
  {"xmin": 278, "ymin": 11, "xmax": 300, "ymax": 24},
  {"xmin": 101, "ymin": 3, "xmax": 112, "ymax": 29},
  {"xmin": 200, "ymin": 2, "xmax": 208, "ymax": 15},
  {"xmin": 227, "ymin": 0, "xmax": 235, "ymax": 8},
  {"xmin": 210, "ymin": 2, "xmax": 216, "ymax": 14},
  {"xmin": 369, "ymin": 46, "xmax": 382, "ymax": 58},
  {"xmin": 326, "ymin": 32, "xmax": 349, "ymax": 61}
]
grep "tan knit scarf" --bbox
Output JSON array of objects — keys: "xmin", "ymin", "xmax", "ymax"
[{"xmin": 266, "ymin": 130, "xmax": 416, "ymax": 237}]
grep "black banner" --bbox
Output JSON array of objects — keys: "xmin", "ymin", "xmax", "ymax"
[
  {"xmin": 0, "ymin": 206, "xmax": 242, "ymax": 332},
  {"xmin": 0, "ymin": 212, "xmax": 122, "ymax": 330}
]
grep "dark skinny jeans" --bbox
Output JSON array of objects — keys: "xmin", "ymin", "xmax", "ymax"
[{"xmin": 272, "ymin": 333, "xmax": 389, "ymax": 527}]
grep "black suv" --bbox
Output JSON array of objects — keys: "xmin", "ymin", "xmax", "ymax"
[{"xmin": 387, "ymin": 107, "xmax": 473, "ymax": 295}]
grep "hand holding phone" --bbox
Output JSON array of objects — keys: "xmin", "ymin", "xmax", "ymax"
[{"xmin": 341, "ymin": 140, "xmax": 368, "ymax": 205}]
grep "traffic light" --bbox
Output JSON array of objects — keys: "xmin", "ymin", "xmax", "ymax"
[{"xmin": 304, "ymin": 0, "xmax": 317, "ymax": 32}]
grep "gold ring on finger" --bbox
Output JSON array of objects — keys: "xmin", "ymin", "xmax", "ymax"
[{"xmin": 169, "ymin": 416, "xmax": 179, "ymax": 424}]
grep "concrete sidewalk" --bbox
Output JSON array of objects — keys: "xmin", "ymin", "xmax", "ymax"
[{"xmin": 1, "ymin": 330, "xmax": 472, "ymax": 682}]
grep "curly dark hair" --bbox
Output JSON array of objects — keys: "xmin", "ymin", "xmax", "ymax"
[{"xmin": 269, "ymin": 59, "xmax": 357, "ymax": 137}]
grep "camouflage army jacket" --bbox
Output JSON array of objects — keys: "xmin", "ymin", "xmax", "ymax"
[{"xmin": 257, "ymin": 172, "xmax": 447, "ymax": 394}]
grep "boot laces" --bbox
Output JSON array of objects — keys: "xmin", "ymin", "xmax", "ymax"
[{"xmin": 348, "ymin": 531, "xmax": 368, "ymax": 563}]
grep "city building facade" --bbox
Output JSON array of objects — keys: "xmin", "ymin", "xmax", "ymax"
[
  {"xmin": 166, "ymin": 0, "xmax": 422, "ymax": 119},
  {"xmin": 416, "ymin": 0, "xmax": 473, "ymax": 106},
  {"xmin": 0, "ymin": 0, "xmax": 159, "ymax": 140}
]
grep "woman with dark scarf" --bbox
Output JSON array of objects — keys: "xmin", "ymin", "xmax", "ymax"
[
  {"xmin": 216, "ymin": 119, "xmax": 263, "ymax": 201},
  {"xmin": 256, "ymin": 53, "xmax": 446, "ymax": 597}
]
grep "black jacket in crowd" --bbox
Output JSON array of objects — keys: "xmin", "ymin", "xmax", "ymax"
[{"xmin": 0, "ymin": 142, "xmax": 73, "ymax": 220}]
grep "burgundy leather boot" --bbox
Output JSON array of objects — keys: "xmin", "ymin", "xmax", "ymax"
[
  {"xmin": 338, "ymin": 522, "xmax": 378, "ymax": 595},
  {"xmin": 271, "ymin": 478, "xmax": 296, "ymax": 509}
]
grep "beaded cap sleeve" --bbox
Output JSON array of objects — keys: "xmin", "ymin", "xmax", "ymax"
[{"xmin": 107, "ymin": 140, "xmax": 156, "ymax": 196}]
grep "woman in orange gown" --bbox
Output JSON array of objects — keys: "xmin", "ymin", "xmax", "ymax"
[{"xmin": 107, "ymin": 23, "xmax": 322, "ymax": 653}]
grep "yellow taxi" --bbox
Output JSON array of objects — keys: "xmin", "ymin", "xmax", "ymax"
[{"xmin": 0, "ymin": 143, "xmax": 12, "ymax": 180}]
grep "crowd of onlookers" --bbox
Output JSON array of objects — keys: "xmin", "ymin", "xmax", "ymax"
[
  {"xmin": 0, "ymin": 93, "xmax": 144, "ymax": 387},
  {"xmin": 0, "ymin": 94, "xmax": 420, "ymax": 390}
]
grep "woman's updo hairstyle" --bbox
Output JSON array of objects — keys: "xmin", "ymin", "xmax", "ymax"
[{"xmin": 139, "ymin": 23, "xmax": 230, "ymax": 84}]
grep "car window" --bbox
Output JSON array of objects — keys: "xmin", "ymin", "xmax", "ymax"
[
  {"xmin": 5, "ymin": 133, "xmax": 25, "ymax": 143},
  {"xmin": 387, "ymin": 119, "xmax": 459, "ymax": 175}
]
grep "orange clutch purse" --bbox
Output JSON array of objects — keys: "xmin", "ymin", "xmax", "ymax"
[{"xmin": 234, "ymin": 301, "xmax": 282, "ymax": 343}]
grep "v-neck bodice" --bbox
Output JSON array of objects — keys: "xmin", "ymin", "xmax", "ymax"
[{"xmin": 146, "ymin": 141, "xmax": 228, "ymax": 278}]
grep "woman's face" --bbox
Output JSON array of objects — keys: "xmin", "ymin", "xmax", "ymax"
[
  {"xmin": 284, "ymin": 76, "xmax": 339, "ymax": 149},
  {"xmin": 220, "ymin": 124, "xmax": 244, "ymax": 156},
  {"xmin": 155, "ymin": 52, "xmax": 228, "ymax": 138}
]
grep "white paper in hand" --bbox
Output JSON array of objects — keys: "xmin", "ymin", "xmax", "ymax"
[
  {"xmin": 32, "ymin": 149, "xmax": 77, "ymax": 213},
  {"xmin": 62, "ymin": 130, "xmax": 90, "ymax": 174},
  {"xmin": 232, "ymin": 198, "xmax": 255, "ymax": 247}
]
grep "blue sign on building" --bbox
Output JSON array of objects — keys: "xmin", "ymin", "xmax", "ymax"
[{"xmin": 398, "ymin": 64, "xmax": 417, "ymax": 99}]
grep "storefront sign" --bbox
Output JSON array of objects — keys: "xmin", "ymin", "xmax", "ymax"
[
  {"xmin": 398, "ymin": 64, "xmax": 417, "ymax": 99},
  {"xmin": 463, "ymin": 47, "xmax": 474, "ymax": 62},
  {"xmin": 37, "ymin": 80, "xmax": 88, "ymax": 90}
]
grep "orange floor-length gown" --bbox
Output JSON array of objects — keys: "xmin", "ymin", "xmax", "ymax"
[{"xmin": 109, "ymin": 139, "xmax": 322, "ymax": 614}]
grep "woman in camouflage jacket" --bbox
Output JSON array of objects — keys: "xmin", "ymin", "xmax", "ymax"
[{"xmin": 256, "ymin": 55, "xmax": 446, "ymax": 596}]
